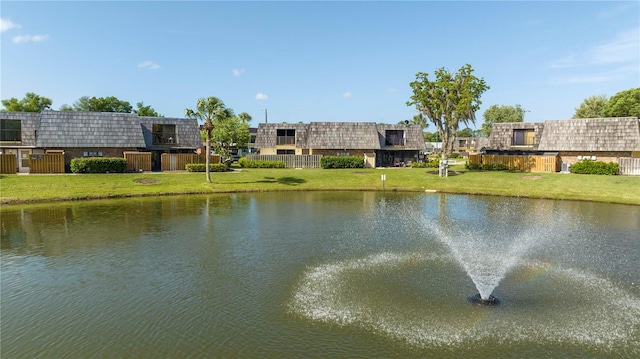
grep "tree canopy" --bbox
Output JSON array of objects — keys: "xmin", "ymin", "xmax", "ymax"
[
  {"xmin": 1, "ymin": 92, "xmax": 52, "ymax": 112},
  {"xmin": 456, "ymin": 127, "xmax": 477, "ymax": 137},
  {"xmin": 572, "ymin": 95, "xmax": 608, "ymax": 119},
  {"xmin": 134, "ymin": 102, "xmax": 162, "ymax": 117},
  {"xmin": 602, "ymin": 88, "xmax": 640, "ymax": 118},
  {"xmin": 480, "ymin": 104, "xmax": 525, "ymax": 136},
  {"xmin": 64, "ymin": 96, "xmax": 133, "ymax": 113},
  {"xmin": 213, "ymin": 112, "xmax": 251, "ymax": 160},
  {"xmin": 407, "ymin": 64, "xmax": 489, "ymax": 176},
  {"xmin": 186, "ymin": 97, "xmax": 233, "ymax": 183}
]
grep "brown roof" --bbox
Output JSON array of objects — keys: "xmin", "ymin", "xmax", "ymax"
[
  {"xmin": 538, "ymin": 117, "xmax": 640, "ymax": 151},
  {"xmin": 255, "ymin": 122, "xmax": 425, "ymax": 150}
]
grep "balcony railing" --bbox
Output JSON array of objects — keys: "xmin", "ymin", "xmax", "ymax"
[
  {"xmin": 0, "ymin": 129, "xmax": 22, "ymax": 143},
  {"xmin": 153, "ymin": 133, "xmax": 176, "ymax": 145},
  {"xmin": 277, "ymin": 136, "xmax": 295, "ymax": 145}
]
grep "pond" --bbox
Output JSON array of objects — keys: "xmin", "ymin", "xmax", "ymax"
[{"xmin": 1, "ymin": 192, "xmax": 639, "ymax": 358}]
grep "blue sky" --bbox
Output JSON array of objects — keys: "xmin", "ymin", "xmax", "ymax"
[{"xmin": 2, "ymin": 1, "xmax": 639, "ymax": 129}]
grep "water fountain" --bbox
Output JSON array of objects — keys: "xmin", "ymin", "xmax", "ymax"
[{"xmin": 289, "ymin": 195, "xmax": 640, "ymax": 355}]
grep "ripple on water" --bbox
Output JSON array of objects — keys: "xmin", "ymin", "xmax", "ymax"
[{"xmin": 288, "ymin": 252, "xmax": 640, "ymax": 354}]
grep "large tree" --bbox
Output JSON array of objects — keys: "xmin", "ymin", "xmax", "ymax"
[
  {"xmin": 213, "ymin": 112, "xmax": 251, "ymax": 161},
  {"xmin": 185, "ymin": 97, "xmax": 233, "ymax": 183},
  {"xmin": 65, "ymin": 96, "xmax": 133, "ymax": 113},
  {"xmin": 2, "ymin": 92, "xmax": 52, "ymax": 112},
  {"xmin": 602, "ymin": 88, "xmax": 640, "ymax": 118},
  {"xmin": 573, "ymin": 95, "xmax": 608, "ymax": 119},
  {"xmin": 407, "ymin": 64, "xmax": 489, "ymax": 176},
  {"xmin": 480, "ymin": 104, "xmax": 525, "ymax": 136}
]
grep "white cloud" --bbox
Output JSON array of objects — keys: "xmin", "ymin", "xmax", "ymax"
[
  {"xmin": 549, "ymin": 27, "xmax": 639, "ymax": 68},
  {"xmin": 587, "ymin": 28, "xmax": 639, "ymax": 65},
  {"xmin": 12, "ymin": 34, "xmax": 48, "ymax": 44},
  {"xmin": 256, "ymin": 93, "xmax": 268, "ymax": 100},
  {"xmin": 138, "ymin": 61, "xmax": 161, "ymax": 70},
  {"xmin": 342, "ymin": 92, "xmax": 352, "ymax": 98},
  {"xmin": 0, "ymin": 18, "xmax": 21, "ymax": 32},
  {"xmin": 232, "ymin": 68, "xmax": 245, "ymax": 76}
]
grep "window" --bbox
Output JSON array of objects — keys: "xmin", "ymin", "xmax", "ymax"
[
  {"xmin": 385, "ymin": 130, "xmax": 405, "ymax": 146},
  {"xmin": 83, "ymin": 151, "xmax": 103, "ymax": 157},
  {"xmin": 277, "ymin": 129, "xmax": 295, "ymax": 145},
  {"xmin": 152, "ymin": 124, "xmax": 177, "ymax": 145},
  {"xmin": 0, "ymin": 119, "xmax": 21, "ymax": 142},
  {"xmin": 512, "ymin": 129, "xmax": 534, "ymax": 146},
  {"xmin": 277, "ymin": 149, "xmax": 295, "ymax": 154},
  {"xmin": 337, "ymin": 152, "xmax": 350, "ymax": 156}
]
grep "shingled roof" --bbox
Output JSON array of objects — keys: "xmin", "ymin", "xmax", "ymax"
[
  {"xmin": 35, "ymin": 111, "xmax": 147, "ymax": 148},
  {"xmin": 255, "ymin": 122, "xmax": 425, "ymax": 150},
  {"xmin": 255, "ymin": 123, "xmax": 309, "ymax": 148},
  {"xmin": 0, "ymin": 112, "xmax": 41, "ymax": 147},
  {"xmin": 307, "ymin": 122, "xmax": 381, "ymax": 149},
  {"xmin": 538, "ymin": 117, "xmax": 640, "ymax": 151},
  {"xmin": 29, "ymin": 111, "xmax": 201, "ymax": 149}
]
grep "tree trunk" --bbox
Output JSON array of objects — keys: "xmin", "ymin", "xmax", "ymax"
[{"xmin": 205, "ymin": 130, "xmax": 212, "ymax": 183}]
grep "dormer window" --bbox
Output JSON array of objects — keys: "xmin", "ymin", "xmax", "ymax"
[{"xmin": 513, "ymin": 129, "xmax": 534, "ymax": 146}]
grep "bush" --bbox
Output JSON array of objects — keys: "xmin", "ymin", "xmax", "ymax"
[
  {"xmin": 465, "ymin": 162, "xmax": 483, "ymax": 170},
  {"xmin": 320, "ymin": 156, "xmax": 365, "ymax": 169},
  {"xmin": 464, "ymin": 162, "xmax": 510, "ymax": 171},
  {"xmin": 570, "ymin": 159, "xmax": 619, "ymax": 175},
  {"xmin": 237, "ymin": 157, "xmax": 286, "ymax": 168},
  {"xmin": 410, "ymin": 161, "xmax": 430, "ymax": 168},
  {"xmin": 71, "ymin": 157, "xmax": 127, "ymax": 173},
  {"xmin": 185, "ymin": 163, "xmax": 230, "ymax": 172},
  {"xmin": 450, "ymin": 152, "xmax": 462, "ymax": 159}
]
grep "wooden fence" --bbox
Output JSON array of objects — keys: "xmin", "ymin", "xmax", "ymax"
[
  {"xmin": 29, "ymin": 153, "xmax": 65, "ymax": 174},
  {"xmin": 618, "ymin": 158, "xmax": 640, "ymax": 175},
  {"xmin": 161, "ymin": 153, "xmax": 221, "ymax": 171},
  {"xmin": 245, "ymin": 154, "xmax": 323, "ymax": 168},
  {"xmin": 124, "ymin": 152, "xmax": 152, "ymax": 172},
  {"xmin": 468, "ymin": 154, "xmax": 558, "ymax": 173},
  {"xmin": 0, "ymin": 154, "xmax": 17, "ymax": 174}
]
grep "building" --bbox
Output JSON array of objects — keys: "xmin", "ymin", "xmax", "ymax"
[
  {"xmin": 254, "ymin": 122, "xmax": 425, "ymax": 167},
  {"xmin": 487, "ymin": 117, "xmax": 640, "ymax": 168},
  {"xmin": 0, "ymin": 110, "xmax": 201, "ymax": 172}
]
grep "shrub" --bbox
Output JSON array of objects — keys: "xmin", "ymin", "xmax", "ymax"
[
  {"xmin": 465, "ymin": 162, "xmax": 483, "ymax": 170},
  {"xmin": 410, "ymin": 161, "xmax": 430, "ymax": 168},
  {"xmin": 464, "ymin": 162, "xmax": 509, "ymax": 171},
  {"xmin": 482, "ymin": 163, "xmax": 509, "ymax": 171},
  {"xmin": 185, "ymin": 163, "xmax": 230, "ymax": 172},
  {"xmin": 71, "ymin": 157, "xmax": 127, "ymax": 173},
  {"xmin": 237, "ymin": 157, "xmax": 286, "ymax": 168},
  {"xmin": 570, "ymin": 159, "xmax": 619, "ymax": 175},
  {"xmin": 450, "ymin": 152, "xmax": 462, "ymax": 159},
  {"xmin": 320, "ymin": 156, "xmax": 365, "ymax": 169}
]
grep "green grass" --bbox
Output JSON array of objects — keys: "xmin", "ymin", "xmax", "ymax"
[{"xmin": 1, "ymin": 166, "xmax": 639, "ymax": 205}]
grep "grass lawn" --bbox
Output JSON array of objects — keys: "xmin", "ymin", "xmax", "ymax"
[{"xmin": 1, "ymin": 166, "xmax": 639, "ymax": 205}]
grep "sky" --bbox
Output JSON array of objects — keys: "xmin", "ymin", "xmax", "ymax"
[{"xmin": 1, "ymin": 1, "xmax": 639, "ymax": 129}]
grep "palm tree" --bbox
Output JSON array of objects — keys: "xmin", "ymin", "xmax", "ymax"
[{"xmin": 185, "ymin": 97, "xmax": 232, "ymax": 183}]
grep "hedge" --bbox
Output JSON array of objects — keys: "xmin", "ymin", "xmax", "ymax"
[
  {"xmin": 320, "ymin": 156, "xmax": 365, "ymax": 169},
  {"xmin": 237, "ymin": 158, "xmax": 286, "ymax": 168},
  {"xmin": 570, "ymin": 159, "xmax": 619, "ymax": 175},
  {"xmin": 70, "ymin": 157, "xmax": 127, "ymax": 173},
  {"xmin": 185, "ymin": 163, "xmax": 230, "ymax": 172},
  {"xmin": 464, "ymin": 162, "xmax": 512, "ymax": 171}
]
